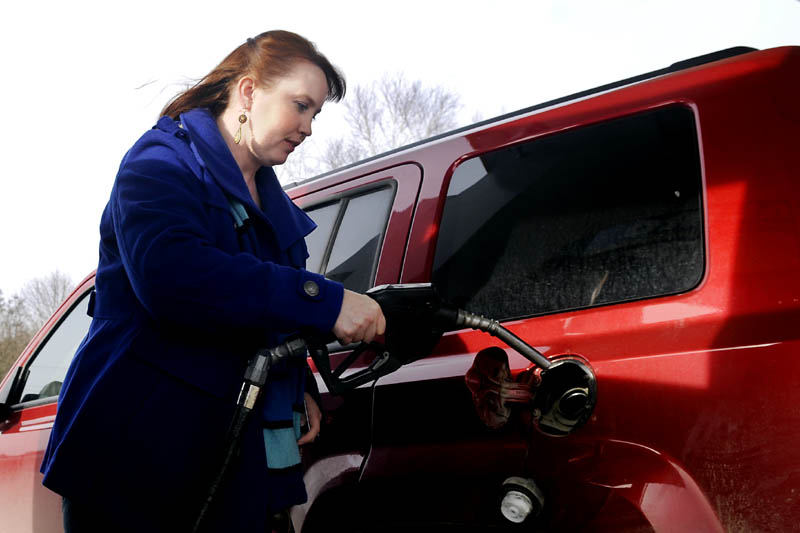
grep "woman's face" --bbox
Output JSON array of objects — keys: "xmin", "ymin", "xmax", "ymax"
[{"xmin": 246, "ymin": 61, "xmax": 328, "ymax": 167}]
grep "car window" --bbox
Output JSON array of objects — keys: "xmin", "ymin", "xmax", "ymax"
[
  {"xmin": 18, "ymin": 291, "xmax": 92, "ymax": 403},
  {"xmin": 432, "ymin": 105, "xmax": 704, "ymax": 320},
  {"xmin": 304, "ymin": 202, "xmax": 339, "ymax": 274},
  {"xmin": 305, "ymin": 185, "xmax": 395, "ymax": 293}
]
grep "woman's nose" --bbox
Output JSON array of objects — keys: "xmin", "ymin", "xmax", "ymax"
[{"xmin": 300, "ymin": 117, "xmax": 313, "ymax": 137}]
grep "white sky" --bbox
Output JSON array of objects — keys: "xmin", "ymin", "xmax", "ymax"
[{"xmin": 1, "ymin": 0, "xmax": 798, "ymax": 296}]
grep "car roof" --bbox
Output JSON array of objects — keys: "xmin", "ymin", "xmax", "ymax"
[{"xmin": 284, "ymin": 46, "xmax": 757, "ymax": 190}]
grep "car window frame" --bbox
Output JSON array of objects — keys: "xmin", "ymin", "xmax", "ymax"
[
  {"xmin": 292, "ymin": 164, "xmax": 423, "ymax": 292},
  {"xmin": 306, "ymin": 183, "xmax": 396, "ymax": 292},
  {"xmin": 429, "ymin": 103, "xmax": 707, "ymax": 321},
  {"xmin": 4, "ymin": 281, "xmax": 95, "ymax": 410}
]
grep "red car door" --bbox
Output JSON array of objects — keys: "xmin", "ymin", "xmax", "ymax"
[
  {"xmin": 357, "ymin": 47, "xmax": 800, "ymax": 532},
  {"xmin": 0, "ymin": 276, "xmax": 95, "ymax": 533},
  {"xmin": 287, "ymin": 163, "xmax": 422, "ymax": 530}
]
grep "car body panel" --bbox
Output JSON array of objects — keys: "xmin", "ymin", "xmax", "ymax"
[
  {"xmin": 293, "ymin": 46, "xmax": 800, "ymax": 532},
  {"xmin": 1, "ymin": 47, "xmax": 798, "ymax": 532},
  {"xmin": 0, "ymin": 276, "xmax": 94, "ymax": 532}
]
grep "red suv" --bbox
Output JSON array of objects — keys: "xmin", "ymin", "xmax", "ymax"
[{"xmin": 2, "ymin": 45, "xmax": 799, "ymax": 532}]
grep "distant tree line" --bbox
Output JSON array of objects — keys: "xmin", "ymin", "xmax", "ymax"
[{"xmin": 0, "ymin": 271, "xmax": 73, "ymax": 379}]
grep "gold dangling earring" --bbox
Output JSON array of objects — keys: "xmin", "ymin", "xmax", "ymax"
[{"xmin": 234, "ymin": 111, "xmax": 247, "ymax": 144}]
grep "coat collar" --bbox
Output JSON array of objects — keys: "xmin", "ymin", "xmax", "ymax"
[{"xmin": 179, "ymin": 108, "xmax": 316, "ymax": 251}]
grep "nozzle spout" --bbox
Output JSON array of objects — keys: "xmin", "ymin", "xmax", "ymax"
[{"xmin": 457, "ymin": 310, "xmax": 552, "ymax": 370}]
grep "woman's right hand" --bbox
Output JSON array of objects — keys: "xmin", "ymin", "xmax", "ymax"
[{"xmin": 332, "ymin": 289, "xmax": 386, "ymax": 345}]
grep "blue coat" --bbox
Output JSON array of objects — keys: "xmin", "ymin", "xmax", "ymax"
[{"xmin": 41, "ymin": 109, "xmax": 344, "ymax": 532}]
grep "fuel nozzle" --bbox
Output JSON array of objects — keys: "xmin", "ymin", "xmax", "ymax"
[
  {"xmin": 453, "ymin": 310, "xmax": 552, "ymax": 371},
  {"xmin": 446, "ymin": 297, "xmax": 597, "ymax": 436},
  {"xmin": 311, "ymin": 283, "xmax": 597, "ymax": 437},
  {"xmin": 367, "ymin": 284, "xmax": 552, "ymax": 371}
]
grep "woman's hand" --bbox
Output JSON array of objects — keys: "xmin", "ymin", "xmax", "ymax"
[
  {"xmin": 332, "ymin": 289, "xmax": 386, "ymax": 345},
  {"xmin": 297, "ymin": 393, "xmax": 322, "ymax": 446}
]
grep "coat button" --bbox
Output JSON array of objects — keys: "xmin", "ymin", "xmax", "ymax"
[{"xmin": 303, "ymin": 280, "xmax": 320, "ymax": 297}]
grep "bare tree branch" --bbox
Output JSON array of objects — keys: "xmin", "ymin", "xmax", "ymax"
[
  {"xmin": 355, "ymin": 73, "xmax": 461, "ymax": 155},
  {"xmin": 0, "ymin": 271, "xmax": 75, "ymax": 377},
  {"xmin": 19, "ymin": 270, "xmax": 74, "ymax": 330},
  {"xmin": 0, "ymin": 291, "xmax": 35, "ymax": 378},
  {"xmin": 277, "ymin": 73, "xmax": 464, "ymax": 183}
]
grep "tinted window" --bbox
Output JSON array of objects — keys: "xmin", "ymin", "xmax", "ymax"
[
  {"xmin": 19, "ymin": 291, "xmax": 91, "ymax": 403},
  {"xmin": 325, "ymin": 189, "xmax": 394, "ymax": 292},
  {"xmin": 432, "ymin": 106, "xmax": 704, "ymax": 320},
  {"xmin": 305, "ymin": 186, "xmax": 395, "ymax": 293},
  {"xmin": 305, "ymin": 202, "xmax": 340, "ymax": 274}
]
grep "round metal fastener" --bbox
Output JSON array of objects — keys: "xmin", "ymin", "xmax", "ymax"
[{"xmin": 303, "ymin": 280, "xmax": 320, "ymax": 297}]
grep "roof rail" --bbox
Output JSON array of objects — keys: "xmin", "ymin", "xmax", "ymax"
[
  {"xmin": 669, "ymin": 46, "xmax": 757, "ymax": 70},
  {"xmin": 287, "ymin": 46, "xmax": 758, "ymax": 188}
]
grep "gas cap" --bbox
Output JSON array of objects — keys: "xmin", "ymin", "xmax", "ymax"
[
  {"xmin": 533, "ymin": 356, "xmax": 597, "ymax": 437},
  {"xmin": 500, "ymin": 477, "xmax": 544, "ymax": 523}
]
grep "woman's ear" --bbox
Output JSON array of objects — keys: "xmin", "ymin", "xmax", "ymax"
[{"xmin": 235, "ymin": 76, "xmax": 256, "ymax": 110}]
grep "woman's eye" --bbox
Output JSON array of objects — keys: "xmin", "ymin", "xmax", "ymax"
[{"xmin": 296, "ymin": 102, "xmax": 309, "ymax": 112}]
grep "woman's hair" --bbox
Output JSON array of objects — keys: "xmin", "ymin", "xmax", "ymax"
[{"xmin": 161, "ymin": 30, "xmax": 345, "ymax": 119}]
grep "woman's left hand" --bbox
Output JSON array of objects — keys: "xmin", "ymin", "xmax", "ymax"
[{"xmin": 297, "ymin": 392, "xmax": 322, "ymax": 446}]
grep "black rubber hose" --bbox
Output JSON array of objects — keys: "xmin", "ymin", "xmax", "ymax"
[{"xmin": 192, "ymin": 391, "xmax": 256, "ymax": 532}]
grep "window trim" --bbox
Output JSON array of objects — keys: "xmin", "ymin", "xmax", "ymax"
[
  {"xmin": 432, "ymin": 103, "xmax": 707, "ymax": 322},
  {"xmin": 306, "ymin": 199, "xmax": 346, "ymax": 275},
  {"xmin": 9, "ymin": 287, "xmax": 94, "ymax": 409},
  {"xmin": 304, "ymin": 181, "xmax": 398, "ymax": 290}
]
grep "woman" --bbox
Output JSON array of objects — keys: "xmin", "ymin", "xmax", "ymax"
[{"xmin": 41, "ymin": 31, "xmax": 385, "ymax": 532}]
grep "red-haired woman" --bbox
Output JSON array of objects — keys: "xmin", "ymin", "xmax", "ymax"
[{"xmin": 41, "ymin": 31, "xmax": 384, "ymax": 533}]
